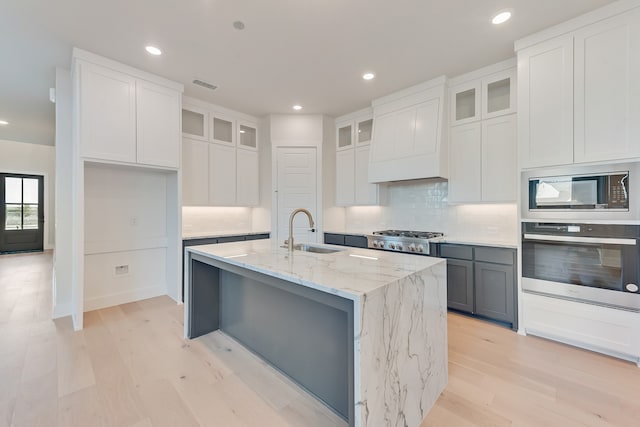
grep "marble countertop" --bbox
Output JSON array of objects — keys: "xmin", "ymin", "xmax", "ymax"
[
  {"xmin": 182, "ymin": 230, "xmax": 270, "ymax": 240},
  {"xmin": 186, "ymin": 238, "xmax": 445, "ymax": 301},
  {"xmin": 434, "ymin": 236, "xmax": 518, "ymax": 249}
]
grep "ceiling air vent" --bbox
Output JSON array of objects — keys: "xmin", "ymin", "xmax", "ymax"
[{"xmin": 192, "ymin": 79, "xmax": 218, "ymax": 91}]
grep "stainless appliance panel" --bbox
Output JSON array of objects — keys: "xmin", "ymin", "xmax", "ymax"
[
  {"xmin": 522, "ymin": 277, "xmax": 640, "ymax": 312},
  {"xmin": 521, "ymin": 222, "xmax": 640, "ymax": 311},
  {"xmin": 521, "ymin": 162, "xmax": 640, "ymax": 221}
]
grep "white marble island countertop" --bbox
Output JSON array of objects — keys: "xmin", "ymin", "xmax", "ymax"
[
  {"xmin": 187, "ymin": 238, "xmax": 445, "ymax": 300},
  {"xmin": 186, "ymin": 238, "xmax": 448, "ymax": 427}
]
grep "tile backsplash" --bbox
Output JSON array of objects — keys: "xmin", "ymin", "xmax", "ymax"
[
  {"xmin": 342, "ymin": 179, "xmax": 518, "ymax": 243},
  {"xmin": 182, "ymin": 207, "xmax": 253, "ymax": 236}
]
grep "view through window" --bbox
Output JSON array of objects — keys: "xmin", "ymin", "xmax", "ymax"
[{"xmin": 5, "ymin": 177, "xmax": 39, "ymax": 230}]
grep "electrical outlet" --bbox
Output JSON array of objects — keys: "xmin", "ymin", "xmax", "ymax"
[{"xmin": 115, "ymin": 265, "xmax": 129, "ymax": 275}]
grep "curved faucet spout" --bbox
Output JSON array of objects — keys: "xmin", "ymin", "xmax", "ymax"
[{"xmin": 287, "ymin": 208, "xmax": 315, "ymax": 252}]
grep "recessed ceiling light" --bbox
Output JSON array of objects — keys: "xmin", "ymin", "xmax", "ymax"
[
  {"xmin": 0, "ymin": 120, "xmax": 8, "ymax": 126},
  {"xmin": 293, "ymin": 105, "xmax": 303, "ymax": 111},
  {"xmin": 145, "ymin": 45, "xmax": 162, "ymax": 56},
  {"xmin": 492, "ymin": 10, "xmax": 512, "ymax": 25},
  {"xmin": 362, "ymin": 72, "xmax": 375, "ymax": 80}
]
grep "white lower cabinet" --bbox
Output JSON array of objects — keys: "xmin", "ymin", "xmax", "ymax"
[
  {"xmin": 449, "ymin": 114, "xmax": 516, "ymax": 203},
  {"xmin": 182, "ymin": 139, "xmax": 259, "ymax": 207},
  {"xmin": 523, "ymin": 293, "xmax": 640, "ymax": 365}
]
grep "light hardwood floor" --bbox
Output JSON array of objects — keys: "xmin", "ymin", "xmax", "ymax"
[{"xmin": 1, "ymin": 252, "xmax": 639, "ymax": 426}]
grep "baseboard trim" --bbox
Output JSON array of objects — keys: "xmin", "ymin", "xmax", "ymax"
[
  {"xmin": 83, "ymin": 285, "xmax": 167, "ymax": 312},
  {"xmin": 52, "ymin": 302, "xmax": 72, "ymax": 319}
]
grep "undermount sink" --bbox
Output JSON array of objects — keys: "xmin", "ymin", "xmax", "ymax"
[{"xmin": 282, "ymin": 243, "xmax": 344, "ymax": 254}]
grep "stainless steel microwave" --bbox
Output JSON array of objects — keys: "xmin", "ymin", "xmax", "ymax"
[{"xmin": 522, "ymin": 163, "xmax": 640, "ymax": 221}]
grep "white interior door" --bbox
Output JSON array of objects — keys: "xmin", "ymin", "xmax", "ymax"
[{"xmin": 276, "ymin": 147, "xmax": 317, "ymax": 245}]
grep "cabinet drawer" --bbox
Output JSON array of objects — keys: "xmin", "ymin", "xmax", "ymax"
[
  {"xmin": 475, "ymin": 247, "xmax": 514, "ymax": 265},
  {"xmin": 344, "ymin": 235, "xmax": 367, "ymax": 248},
  {"xmin": 324, "ymin": 233, "xmax": 346, "ymax": 245},
  {"xmin": 439, "ymin": 244, "xmax": 473, "ymax": 260}
]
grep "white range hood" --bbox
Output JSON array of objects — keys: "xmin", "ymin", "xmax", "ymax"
[{"xmin": 368, "ymin": 76, "xmax": 448, "ymax": 183}]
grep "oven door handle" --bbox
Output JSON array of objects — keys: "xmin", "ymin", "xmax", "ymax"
[{"xmin": 523, "ymin": 234, "xmax": 637, "ymax": 246}]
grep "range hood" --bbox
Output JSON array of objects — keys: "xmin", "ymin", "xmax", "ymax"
[{"xmin": 368, "ymin": 76, "xmax": 448, "ymax": 183}]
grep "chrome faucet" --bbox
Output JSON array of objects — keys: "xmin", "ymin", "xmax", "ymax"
[{"xmin": 285, "ymin": 208, "xmax": 315, "ymax": 252}]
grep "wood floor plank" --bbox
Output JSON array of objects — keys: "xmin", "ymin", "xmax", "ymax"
[
  {"xmin": 82, "ymin": 310, "xmax": 147, "ymax": 427},
  {"xmin": 55, "ymin": 317, "xmax": 96, "ymax": 398},
  {"xmin": 3, "ymin": 252, "xmax": 640, "ymax": 427}
]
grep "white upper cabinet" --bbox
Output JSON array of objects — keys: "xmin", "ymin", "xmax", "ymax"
[
  {"xmin": 78, "ymin": 62, "xmax": 137, "ymax": 163},
  {"xmin": 136, "ymin": 80, "xmax": 181, "ymax": 168},
  {"xmin": 335, "ymin": 149, "xmax": 355, "ymax": 206},
  {"xmin": 182, "ymin": 138, "xmax": 209, "ymax": 206},
  {"xmin": 211, "ymin": 113, "xmax": 236, "ymax": 146},
  {"xmin": 482, "ymin": 68, "xmax": 516, "ymax": 120},
  {"xmin": 181, "ymin": 106, "xmax": 209, "ymax": 141},
  {"xmin": 518, "ymin": 36, "xmax": 574, "ymax": 168},
  {"xmin": 356, "ymin": 118, "xmax": 373, "ymax": 144},
  {"xmin": 574, "ymin": 9, "xmax": 640, "ymax": 163},
  {"xmin": 516, "ymin": 4, "xmax": 640, "ymax": 168},
  {"xmin": 236, "ymin": 149, "xmax": 259, "ymax": 205},
  {"xmin": 334, "ymin": 108, "xmax": 380, "ymax": 206},
  {"xmin": 208, "ymin": 143, "xmax": 237, "ymax": 206},
  {"xmin": 181, "ymin": 97, "xmax": 260, "ymax": 207},
  {"xmin": 448, "ymin": 122, "xmax": 482, "ymax": 203},
  {"xmin": 481, "ymin": 115, "xmax": 517, "ymax": 202},
  {"xmin": 450, "ymin": 61, "xmax": 516, "ymax": 126},
  {"xmin": 336, "ymin": 122, "xmax": 354, "ymax": 150},
  {"xmin": 450, "ymin": 81, "xmax": 481, "ymax": 126},
  {"xmin": 75, "ymin": 53, "xmax": 183, "ymax": 169},
  {"xmin": 369, "ymin": 77, "xmax": 448, "ymax": 183},
  {"xmin": 448, "ymin": 59, "xmax": 517, "ymax": 204},
  {"xmin": 238, "ymin": 121, "xmax": 258, "ymax": 151}
]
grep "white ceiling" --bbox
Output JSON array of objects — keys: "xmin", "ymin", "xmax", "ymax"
[{"xmin": 0, "ymin": 0, "xmax": 615, "ymax": 146}]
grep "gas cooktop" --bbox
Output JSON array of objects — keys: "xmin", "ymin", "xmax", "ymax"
[{"xmin": 366, "ymin": 230, "xmax": 444, "ymax": 255}]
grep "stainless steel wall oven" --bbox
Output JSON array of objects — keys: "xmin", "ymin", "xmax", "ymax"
[{"xmin": 522, "ymin": 222, "xmax": 640, "ymax": 311}]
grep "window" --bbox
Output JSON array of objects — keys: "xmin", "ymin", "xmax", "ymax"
[{"xmin": 5, "ymin": 177, "xmax": 40, "ymax": 230}]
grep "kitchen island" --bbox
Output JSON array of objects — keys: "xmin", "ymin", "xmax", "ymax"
[{"xmin": 184, "ymin": 239, "xmax": 447, "ymax": 427}]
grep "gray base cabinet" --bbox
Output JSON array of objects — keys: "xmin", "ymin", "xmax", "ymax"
[
  {"xmin": 439, "ymin": 243, "xmax": 517, "ymax": 330},
  {"xmin": 324, "ymin": 233, "xmax": 367, "ymax": 249},
  {"xmin": 475, "ymin": 262, "xmax": 515, "ymax": 324},
  {"xmin": 446, "ymin": 259, "xmax": 474, "ymax": 313}
]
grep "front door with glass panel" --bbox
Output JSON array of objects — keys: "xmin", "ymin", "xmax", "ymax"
[{"xmin": 0, "ymin": 174, "xmax": 44, "ymax": 253}]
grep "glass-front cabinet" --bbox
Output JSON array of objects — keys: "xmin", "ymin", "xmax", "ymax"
[
  {"xmin": 336, "ymin": 122, "xmax": 353, "ymax": 150},
  {"xmin": 356, "ymin": 118, "xmax": 373, "ymax": 144},
  {"xmin": 182, "ymin": 106, "xmax": 209, "ymax": 141},
  {"xmin": 211, "ymin": 114, "xmax": 235, "ymax": 145},
  {"xmin": 450, "ymin": 65, "xmax": 516, "ymax": 125},
  {"xmin": 237, "ymin": 121, "xmax": 258, "ymax": 150}
]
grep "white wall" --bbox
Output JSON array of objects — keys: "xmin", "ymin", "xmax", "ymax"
[
  {"xmin": 0, "ymin": 139, "xmax": 55, "ymax": 249},
  {"xmin": 53, "ymin": 67, "xmax": 73, "ymax": 318},
  {"xmin": 83, "ymin": 163, "xmax": 170, "ymax": 311}
]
